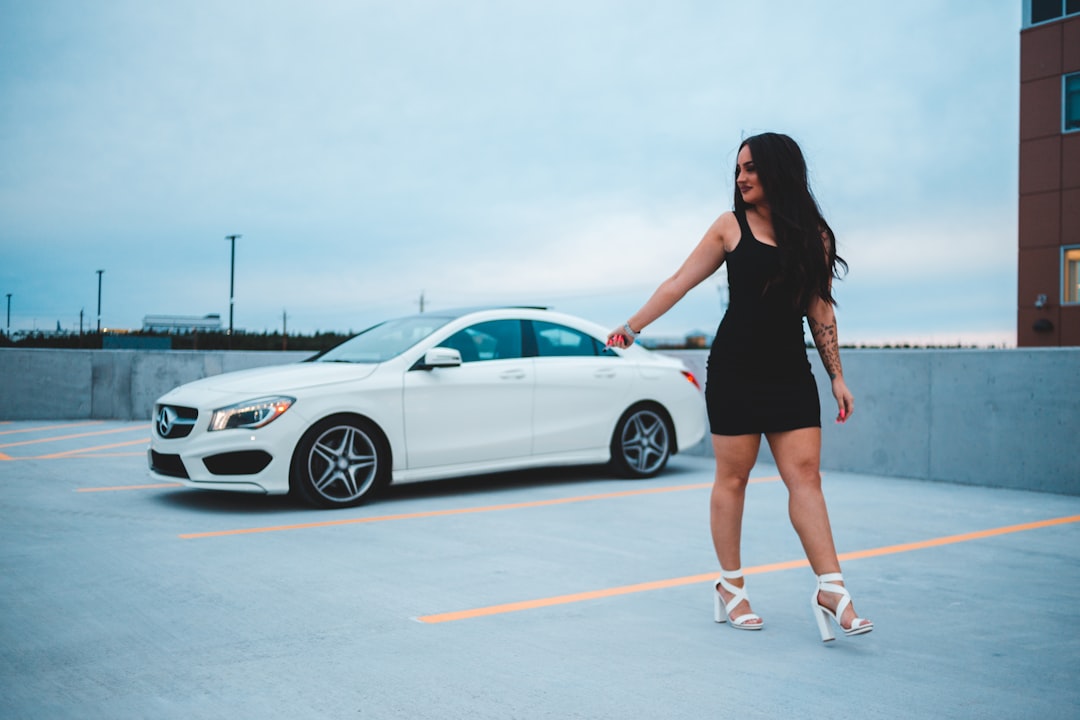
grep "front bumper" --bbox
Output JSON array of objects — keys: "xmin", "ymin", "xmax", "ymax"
[{"xmin": 147, "ymin": 409, "xmax": 307, "ymax": 495}]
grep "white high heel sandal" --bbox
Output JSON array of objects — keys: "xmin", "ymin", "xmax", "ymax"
[
  {"xmin": 713, "ymin": 568, "xmax": 763, "ymax": 630},
  {"xmin": 812, "ymin": 572, "xmax": 873, "ymax": 642}
]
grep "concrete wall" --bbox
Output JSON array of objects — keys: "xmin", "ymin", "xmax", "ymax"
[
  {"xmin": 2, "ymin": 347, "xmax": 1077, "ymax": 495},
  {"xmin": 0, "ymin": 349, "xmax": 314, "ymax": 423},
  {"xmin": 663, "ymin": 348, "xmax": 1079, "ymax": 496}
]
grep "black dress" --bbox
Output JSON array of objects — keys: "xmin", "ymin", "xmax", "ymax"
[{"xmin": 705, "ymin": 209, "xmax": 821, "ymax": 436}]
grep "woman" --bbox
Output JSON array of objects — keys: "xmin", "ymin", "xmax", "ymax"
[{"xmin": 607, "ymin": 132, "xmax": 871, "ymax": 642}]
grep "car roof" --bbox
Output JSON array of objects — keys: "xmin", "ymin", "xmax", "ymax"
[
  {"xmin": 386, "ymin": 305, "xmax": 619, "ymax": 342},
  {"xmin": 395, "ymin": 305, "xmax": 552, "ymax": 321}
]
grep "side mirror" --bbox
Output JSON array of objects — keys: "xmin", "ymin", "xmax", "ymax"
[{"xmin": 421, "ymin": 347, "xmax": 462, "ymax": 369}]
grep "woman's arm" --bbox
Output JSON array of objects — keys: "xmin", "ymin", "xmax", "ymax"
[
  {"xmin": 806, "ymin": 298, "xmax": 842, "ymax": 380},
  {"xmin": 807, "ymin": 295, "xmax": 854, "ymax": 423},
  {"xmin": 607, "ymin": 213, "xmax": 736, "ymax": 347}
]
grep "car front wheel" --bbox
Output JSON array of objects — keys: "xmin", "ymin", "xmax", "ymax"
[
  {"xmin": 610, "ymin": 405, "xmax": 672, "ymax": 478},
  {"xmin": 292, "ymin": 416, "xmax": 390, "ymax": 508}
]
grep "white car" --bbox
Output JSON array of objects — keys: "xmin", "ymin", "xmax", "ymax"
[{"xmin": 148, "ymin": 307, "xmax": 706, "ymax": 508}]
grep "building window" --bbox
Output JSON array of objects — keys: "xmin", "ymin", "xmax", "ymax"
[
  {"xmin": 1029, "ymin": 0, "xmax": 1080, "ymax": 25},
  {"xmin": 1067, "ymin": 74, "xmax": 1080, "ymax": 132},
  {"xmin": 1065, "ymin": 247, "xmax": 1080, "ymax": 304}
]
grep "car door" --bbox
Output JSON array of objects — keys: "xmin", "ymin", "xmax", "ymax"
[
  {"xmin": 528, "ymin": 320, "xmax": 632, "ymax": 456},
  {"xmin": 402, "ymin": 319, "xmax": 534, "ymax": 469}
]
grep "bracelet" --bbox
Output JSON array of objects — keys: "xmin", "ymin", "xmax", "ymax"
[{"xmin": 623, "ymin": 321, "xmax": 640, "ymax": 339}]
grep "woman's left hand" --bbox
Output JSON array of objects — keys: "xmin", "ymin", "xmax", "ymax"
[{"xmin": 831, "ymin": 376, "xmax": 854, "ymax": 424}]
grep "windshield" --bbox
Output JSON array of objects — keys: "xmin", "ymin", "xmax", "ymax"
[{"xmin": 315, "ymin": 316, "xmax": 454, "ymax": 363}]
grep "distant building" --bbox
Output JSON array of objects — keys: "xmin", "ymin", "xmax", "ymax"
[
  {"xmin": 1018, "ymin": 0, "xmax": 1080, "ymax": 345},
  {"xmin": 639, "ymin": 331, "xmax": 714, "ymax": 350},
  {"xmin": 142, "ymin": 314, "xmax": 223, "ymax": 333},
  {"xmin": 684, "ymin": 331, "xmax": 709, "ymax": 349}
]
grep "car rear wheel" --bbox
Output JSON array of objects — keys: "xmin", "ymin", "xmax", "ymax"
[
  {"xmin": 292, "ymin": 416, "xmax": 390, "ymax": 508},
  {"xmin": 609, "ymin": 405, "xmax": 672, "ymax": 478}
]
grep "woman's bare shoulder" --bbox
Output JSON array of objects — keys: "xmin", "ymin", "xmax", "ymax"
[
  {"xmin": 709, "ymin": 211, "xmax": 741, "ymax": 251},
  {"xmin": 706, "ymin": 211, "xmax": 738, "ymax": 233}
]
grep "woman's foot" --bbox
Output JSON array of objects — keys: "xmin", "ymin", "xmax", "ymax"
[
  {"xmin": 811, "ymin": 573, "xmax": 872, "ymax": 641},
  {"xmin": 714, "ymin": 569, "xmax": 764, "ymax": 630},
  {"xmin": 816, "ymin": 584, "xmax": 859, "ymax": 629}
]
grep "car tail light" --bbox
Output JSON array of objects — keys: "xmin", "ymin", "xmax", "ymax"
[{"xmin": 681, "ymin": 370, "xmax": 701, "ymax": 390}]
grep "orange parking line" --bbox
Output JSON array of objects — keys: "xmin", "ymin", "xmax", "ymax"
[
  {"xmin": 77, "ymin": 482, "xmax": 183, "ymax": 492},
  {"xmin": 415, "ymin": 514, "xmax": 1080, "ymax": 623},
  {"xmin": 65, "ymin": 452, "xmax": 147, "ymax": 459},
  {"xmin": 179, "ymin": 476, "xmax": 782, "ymax": 540},
  {"xmin": 37, "ymin": 438, "xmax": 149, "ymax": 460},
  {"xmin": 4, "ymin": 439, "xmax": 150, "ymax": 461},
  {"xmin": 0, "ymin": 424, "xmax": 150, "ymax": 449},
  {"xmin": 833, "ymin": 514, "xmax": 1080, "ymax": 560},
  {"xmin": 0, "ymin": 420, "xmax": 105, "ymax": 436}
]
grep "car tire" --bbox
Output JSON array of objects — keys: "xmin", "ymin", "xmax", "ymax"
[
  {"xmin": 609, "ymin": 404, "xmax": 672, "ymax": 478},
  {"xmin": 291, "ymin": 415, "xmax": 391, "ymax": 508}
]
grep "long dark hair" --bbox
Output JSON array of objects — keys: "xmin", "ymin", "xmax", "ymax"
[{"xmin": 733, "ymin": 132, "xmax": 847, "ymax": 311}]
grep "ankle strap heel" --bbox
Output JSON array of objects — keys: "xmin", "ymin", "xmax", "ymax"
[
  {"xmin": 713, "ymin": 568, "xmax": 764, "ymax": 630},
  {"xmin": 811, "ymin": 572, "xmax": 873, "ymax": 642}
]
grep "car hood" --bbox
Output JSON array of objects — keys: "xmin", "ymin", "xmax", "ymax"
[{"xmin": 162, "ymin": 361, "xmax": 381, "ymax": 398}]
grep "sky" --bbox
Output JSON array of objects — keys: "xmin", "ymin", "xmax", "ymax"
[{"xmin": 0, "ymin": 0, "xmax": 1022, "ymax": 346}]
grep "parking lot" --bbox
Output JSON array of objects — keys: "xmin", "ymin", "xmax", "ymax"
[{"xmin": 2, "ymin": 419, "xmax": 1079, "ymax": 719}]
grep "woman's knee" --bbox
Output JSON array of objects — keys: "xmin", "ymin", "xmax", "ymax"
[
  {"xmin": 781, "ymin": 464, "xmax": 822, "ymax": 492},
  {"xmin": 713, "ymin": 471, "xmax": 750, "ymax": 495}
]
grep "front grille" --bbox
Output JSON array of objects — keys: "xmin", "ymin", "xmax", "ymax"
[
  {"xmin": 203, "ymin": 451, "xmax": 273, "ymax": 476},
  {"xmin": 150, "ymin": 450, "xmax": 189, "ymax": 479},
  {"xmin": 154, "ymin": 405, "xmax": 198, "ymax": 439}
]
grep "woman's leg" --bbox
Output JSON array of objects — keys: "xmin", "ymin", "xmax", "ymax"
[
  {"xmin": 766, "ymin": 427, "xmax": 862, "ymax": 628},
  {"xmin": 710, "ymin": 433, "xmax": 762, "ymax": 622}
]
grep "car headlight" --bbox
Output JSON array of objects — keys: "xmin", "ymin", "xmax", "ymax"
[{"xmin": 209, "ymin": 396, "xmax": 295, "ymax": 431}]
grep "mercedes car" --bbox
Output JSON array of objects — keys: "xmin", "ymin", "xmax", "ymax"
[{"xmin": 148, "ymin": 307, "xmax": 707, "ymax": 508}]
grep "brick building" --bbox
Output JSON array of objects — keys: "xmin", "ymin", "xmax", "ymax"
[{"xmin": 1018, "ymin": 0, "xmax": 1080, "ymax": 345}]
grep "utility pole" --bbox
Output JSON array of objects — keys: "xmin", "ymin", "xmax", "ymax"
[
  {"xmin": 282, "ymin": 309, "xmax": 287, "ymax": 351},
  {"xmin": 225, "ymin": 234, "xmax": 241, "ymax": 346},
  {"xmin": 96, "ymin": 270, "xmax": 104, "ymax": 333},
  {"xmin": 419, "ymin": 291, "xmax": 425, "ymax": 313},
  {"xmin": 5, "ymin": 293, "xmax": 10, "ymax": 337}
]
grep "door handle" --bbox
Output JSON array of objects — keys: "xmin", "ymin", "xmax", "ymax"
[
  {"xmin": 594, "ymin": 369, "xmax": 616, "ymax": 379},
  {"xmin": 500, "ymin": 370, "xmax": 527, "ymax": 380}
]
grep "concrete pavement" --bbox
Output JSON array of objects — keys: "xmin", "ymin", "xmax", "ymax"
[{"xmin": 1, "ymin": 420, "xmax": 1078, "ymax": 719}]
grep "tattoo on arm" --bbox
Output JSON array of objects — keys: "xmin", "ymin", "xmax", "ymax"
[{"xmin": 808, "ymin": 317, "xmax": 843, "ymax": 380}]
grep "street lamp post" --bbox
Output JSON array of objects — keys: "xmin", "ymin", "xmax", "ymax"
[
  {"xmin": 225, "ymin": 234, "xmax": 242, "ymax": 341},
  {"xmin": 5, "ymin": 293, "xmax": 11, "ymax": 337},
  {"xmin": 96, "ymin": 270, "xmax": 104, "ymax": 333}
]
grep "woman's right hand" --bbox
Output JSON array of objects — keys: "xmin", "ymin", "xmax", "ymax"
[{"xmin": 606, "ymin": 328, "xmax": 634, "ymax": 349}]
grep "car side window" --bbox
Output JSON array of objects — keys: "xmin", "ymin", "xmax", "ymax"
[
  {"xmin": 531, "ymin": 321, "xmax": 614, "ymax": 357},
  {"xmin": 440, "ymin": 320, "xmax": 524, "ymax": 363}
]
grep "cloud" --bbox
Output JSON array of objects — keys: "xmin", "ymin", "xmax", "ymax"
[
  {"xmin": 0, "ymin": 1, "xmax": 1023, "ymax": 346},
  {"xmin": 840, "ymin": 207, "xmax": 1017, "ymax": 279}
]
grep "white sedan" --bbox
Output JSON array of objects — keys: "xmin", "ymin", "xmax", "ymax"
[{"xmin": 148, "ymin": 307, "xmax": 706, "ymax": 508}]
